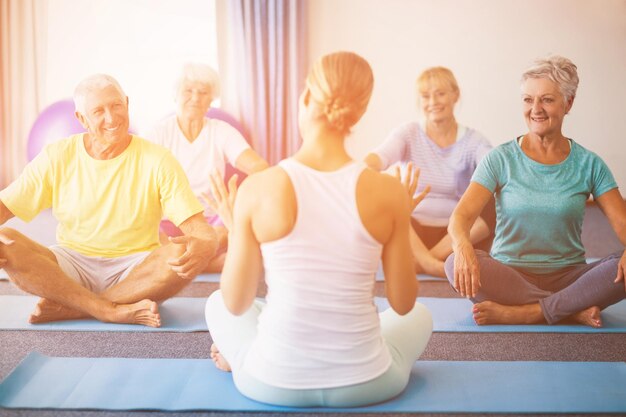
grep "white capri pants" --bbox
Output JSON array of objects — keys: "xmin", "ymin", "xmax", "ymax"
[{"xmin": 205, "ymin": 290, "xmax": 433, "ymax": 408}]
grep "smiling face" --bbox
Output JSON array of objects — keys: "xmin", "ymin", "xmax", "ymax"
[
  {"xmin": 418, "ymin": 81, "xmax": 459, "ymax": 125},
  {"xmin": 176, "ymin": 79, "xmax": 213, "ymax": 120},
  {"xmin": 522, "ymin": 77, "xmax": 573, "ymax": 138},
  {"xmin": 76, "ymin": 85, "xmax": 130, "ymax": 146}
]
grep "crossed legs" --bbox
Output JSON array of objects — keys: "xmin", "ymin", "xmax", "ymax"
[
  {"xmin": 205, "ymin": 291, "xmax": 433, "ymax": 407},
  {"xmin": 444, "ymin": 250, "xmax": 624, "ymax": 327},
  {"xmin": 410, "ymin": 216, "xmax": 489, "ymax": 277},
  {"xmin": 0, "ymin": 227, "xmax": 193, "ymax": 327}
]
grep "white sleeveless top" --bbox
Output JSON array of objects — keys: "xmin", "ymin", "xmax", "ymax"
[{"xmin": 242, "ymin": 158, "xmax": 391, "ymax": 389}]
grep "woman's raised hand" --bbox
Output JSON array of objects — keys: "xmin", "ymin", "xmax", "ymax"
[
  {"xmin": 202, "ymin": 172, "xmax": 238, "ymax": 231},
  {"xmin": 394, "ymin": 162, "xmax": 431, "ymax": 213}
]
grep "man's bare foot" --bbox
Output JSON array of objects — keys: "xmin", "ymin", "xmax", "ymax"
[
  {"xmin": 107, "ymin": 300, "xmax": 161, "ymax": 328},
  {"xmin": 571, "ymin": 306, "xmax": 602, "ymax": 328},
  {"xmin": 210, "ymin": 343, "xmax": 231, "ymax": 372},
  {"xmin": 29, "ymin": 298, "xmax": 87, "ymax": 323},
  {"xmin": 30, "ymin": 298, "xmax": 161, "ymax": 328},
  {"xmin": 472, "ymin": 301, "xmax": 544, "ymax": 325}
]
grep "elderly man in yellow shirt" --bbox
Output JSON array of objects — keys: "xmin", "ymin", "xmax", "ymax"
[{"xmin": 0, "ymin": 74, "xmax": 219, "ymax": 327}]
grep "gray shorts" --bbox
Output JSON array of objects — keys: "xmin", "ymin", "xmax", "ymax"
[{"xmin": 49, "ymin": 245, "xmax": 150, "ymax": 293}]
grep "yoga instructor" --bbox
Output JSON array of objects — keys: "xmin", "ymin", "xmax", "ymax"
[{"xmin": 205, "ymin": 51, "xmax": 433, "ymax": 407}]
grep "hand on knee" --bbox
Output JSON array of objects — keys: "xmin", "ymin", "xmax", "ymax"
[
  {"xmin": 0, "ymin": 228, "xmax": 22, "ymax": 266},
  {"xmin": 165, "ymin": 239, "xmax": 187, "ymax": 258}
]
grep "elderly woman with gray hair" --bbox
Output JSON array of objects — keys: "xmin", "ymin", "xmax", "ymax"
[
  {"xmin": 148, "ymin": 63, "xmax": 268, "ymax": 270},
  {"xmin": 445, "ymin": 55, "xmax": 626, "ymax": 327}
]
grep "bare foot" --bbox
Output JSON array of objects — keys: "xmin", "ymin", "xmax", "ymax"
[
  {"xmin": 571, "ymin": 306, "xmax": 602, "ymax": 328},
  {"xmin": 107, "ymin": 300, "xmax": 161, "ymax": 328},
  {"xmin": 210, "ymin": 343, "xmax": 232, "ymax": 372},
  {"xmin": 29, "ymin": 298, "xmax": 87, "ymax": 323},
  {"xmin": 472, "ymin": 301, "xmax": 544, "ymax": 325},
  {"xmin": 29, "ymin": 297, "xmax": 160, "ymax": 328}
]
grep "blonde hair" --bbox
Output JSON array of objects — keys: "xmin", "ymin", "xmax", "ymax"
[
  {"xmin": 74, "ymin": 74, "xmax": 126, "ymax": 115},
  {"xmin": 305, "ymin": 51, "xmax": 374, "ymax": 134},
  {"xmin": 521, "ymin": 55, "xmax": 579, "ymax": 102},
  {"xmin": 416, "ymin": 66, "xmax": 459, "ymax": 94}
]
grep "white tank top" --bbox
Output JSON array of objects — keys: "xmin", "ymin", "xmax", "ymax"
[{"xmin": 242, "ymin": 158, "xmax": 391, "ymax": 389}]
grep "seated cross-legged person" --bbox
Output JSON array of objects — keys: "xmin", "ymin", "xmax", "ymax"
[
  {"xmin": 205, "ymin": 51, "xmax": 433, "ymax": 408},
  {"xmin": 445, "ymin": 56, "xmax": 626, "ymax": 327},
  {"xmin": 0, "ymin": 74, "xmax": 219, "ymax": 327},
  {"xmin": 365, "ymin": 66, "xmax": 492, "ymax": 277},
  {"xmin": 146, "ymin": 63, "xmax": 268, "ymax": 271}
]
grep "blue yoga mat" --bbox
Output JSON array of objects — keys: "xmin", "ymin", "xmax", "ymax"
[
  {"xmin": 1, "ymin": 352, "xmax": 624, "ymax": 413},
  {"xmin": 375, "ymin": 265, "xmax": 443, "ymax": 282},
  {"xmin": 194, "ymin": 273, "xmax": 220, "ymax": 282},
  {"xmin": 0, "ymin": 296, "xmax": 207, "ymax": 332},
  {"xmin": 173, "ymin": 270, "xmax": 442, "ymax": 282},
  {"xmin": 3, "ymin": 295, "xmax": 625, "ymax": 333},
  {"xmin": 375, "ymin": 297, "xmax": 626, "ymax": 333}
]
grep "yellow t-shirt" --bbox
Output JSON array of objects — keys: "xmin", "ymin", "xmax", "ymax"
[{"xmin": 0, "ymin": 134, "xmax": 203, "ymax": 257}]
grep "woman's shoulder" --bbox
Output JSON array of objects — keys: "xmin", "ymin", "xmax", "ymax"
[
  {"xmin": 458, "ymin": 125, "xmax": 491, "ymax": 146},
  {"xmin": 569, "ymin": 140, "xmax": 609, "ymax": 166},
  {"xmin": 204, "ymin": 117, "xmax": 248, "ymax": 142},
  {"xmin": 493, "ymin": 138, "xmax": 518, "ymax": 152},
  {"xmin": 570, "ymin": 139, "xmax": 597, "ymax": 157},
  {"xmin": 238, "ymin": 165, "xmax": 290, "ymax": 200},
  {"xmin": 387, "ymin": 121, "xmax": 422, "ymax": 139},
  {"xmin": 358, "ymin": 167, "xmax": 406, "ymax": 202},
  {"xmin": 205, "ymin": 116, "xmax": 240, "ymax": 132},
  {"xmin": 477, "ymin": 139, "xmax": 518, "ymax": 164}
]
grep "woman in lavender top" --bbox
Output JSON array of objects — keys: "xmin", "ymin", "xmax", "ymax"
[{"xmin": 366, "ymin": 67, "xmax": 492, "ymax": 277}]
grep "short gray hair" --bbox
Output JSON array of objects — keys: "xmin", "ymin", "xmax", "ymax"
[
  {"xmin": 521, "ymin": 55, "xmax": 579, "ymax": 102},
  {"xmin": 175, "ymin": 62, "xmax": 220, "ymax": 100},
  {"xmin": 73, "ymin": 74, "xmax": 126, "ymax": 115}
]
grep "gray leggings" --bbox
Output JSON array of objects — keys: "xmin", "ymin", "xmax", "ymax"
[{"xmin": 444, "ymin": 251, "xmax": 625, "ymax": 324}]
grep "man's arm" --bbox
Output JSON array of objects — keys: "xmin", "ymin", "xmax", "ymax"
[
  {"xmin": 166, "ymin": 212, "xmax": 219, "ymax": 279},
  {"xmin": 0, "ymin": 199, "xmax": 15, "ymax": 226},
  {"xmin": 0, "ymin": 199, "xmax": 16, "ymax": 266}
]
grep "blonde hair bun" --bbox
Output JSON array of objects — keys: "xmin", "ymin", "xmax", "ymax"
[{"xmin": 306, "ymin": 51, "xmax": 374, "ymax": 134}]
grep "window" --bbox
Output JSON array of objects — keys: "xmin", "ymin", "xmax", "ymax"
[{"xmin": 44, "ymin": 0, "xmax": 218, "ymax": 133}]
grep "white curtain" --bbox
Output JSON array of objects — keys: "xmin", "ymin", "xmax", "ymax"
[
  {"xmin": 226, "ymin": 0, "xmax": 306, "ymax": 165},
  {"xmin": 0, "ymin": 0, "xmax": 46, "ymax": 188}
]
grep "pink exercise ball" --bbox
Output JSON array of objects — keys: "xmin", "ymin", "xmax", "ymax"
[{"xmin": 27, "ymin": 99, "xmax": 84, "ymax": 161}]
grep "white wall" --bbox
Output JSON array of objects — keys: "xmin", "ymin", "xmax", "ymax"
[
  {"xmin": 307, "ymin": 0, "xmax": 626, "ymax": 189},
  {"xmin": 43, "ymin": 0, "xmax": 217, "ymax": 134}
]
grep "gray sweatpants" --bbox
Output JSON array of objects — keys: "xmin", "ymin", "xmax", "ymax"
[{"xmin": 444, "ymin": 250, "xmax": 625, "ymax": 324}]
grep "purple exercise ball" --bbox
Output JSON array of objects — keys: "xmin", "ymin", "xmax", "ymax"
[{"xmin": 27, "ymin": 99, "xmax": 84, "ymax": 161}]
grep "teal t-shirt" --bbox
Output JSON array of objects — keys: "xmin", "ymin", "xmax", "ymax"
[{"xmin": 472, "ymin": 138, "xmax": 617, "ymax": 273}]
